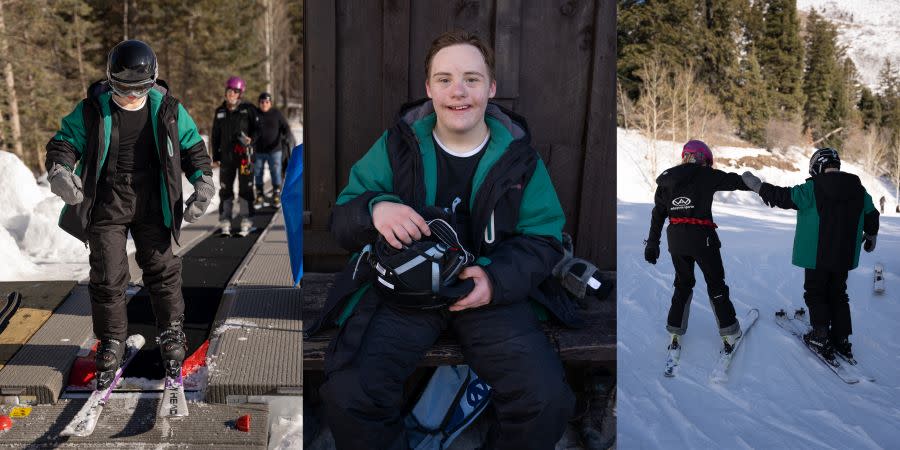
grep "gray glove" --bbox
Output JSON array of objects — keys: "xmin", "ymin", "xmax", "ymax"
[
  {"xmin": 48, "ymin": 162, "xmax": 84, "ymax": 205},
  {"xmin": 742, "ymin": 171, "xmax": 762, "ymax": 193},
  {"xmin": 183, "ymin": 174, "xmax": 215, "ymax": 223},
  {"xmin": 863, "ymin": 233, "xmax": 876, "ymax": 252}
]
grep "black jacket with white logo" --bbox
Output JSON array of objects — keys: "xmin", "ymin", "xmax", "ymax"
[{"xmin": 647, "ymin": 163, "xmax": 750, "ymax": 255}]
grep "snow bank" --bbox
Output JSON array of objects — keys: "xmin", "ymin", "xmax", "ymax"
[{"xmin": 0, "ymin": 151, "xmax": 89, "ymax": 281}]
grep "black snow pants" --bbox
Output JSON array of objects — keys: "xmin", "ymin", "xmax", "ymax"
[
  {"xmin": 319, "ymin": 290, "xmax": 575, "ymax": 450},
  {"xmin": 88, "ymin": 170, "xmax": 184, "ymax": 342},
  {"xmin": 667, "ymin": 248, "xmax": 739, "ymax": 336},
  {"xmin": 804, "ymin": 268, "xmax": 851, "ymax": 338},
  {"xmin": 218, "ymin": 161, "xmax": 255, "ymax": 221}
]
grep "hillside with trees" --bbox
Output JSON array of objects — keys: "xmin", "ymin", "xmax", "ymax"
[
  {"xmin": 0, "ymin": 0, "xmax": 302, "ymax": 173},
  {"xmin": 618, "ymin": 0, "xmax": 900, "ymax": 205}
]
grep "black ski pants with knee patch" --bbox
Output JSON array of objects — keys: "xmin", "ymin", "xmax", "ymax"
[
  {"xmin": 319, "ymin": 291, "xmax": 575, "ymax": 450},
  {"xmin": 667, "ymin": 248, "xmax": 738, "ymax": 336},
  {"xmin": 88, "ymin": 171, "xmax": 184, "ymax": 342}
]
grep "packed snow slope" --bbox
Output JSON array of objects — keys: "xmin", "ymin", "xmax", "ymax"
[
  {"xmin": 618, "ymin": 128, "xmax": 900, "ymax": 449},
  {"xmin": 798, "ymin": 0, "xmax": 900, "ymax": 91}
]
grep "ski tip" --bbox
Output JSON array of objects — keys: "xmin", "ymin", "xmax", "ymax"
[{"xmin": 126, "ymin": 334, "xmax": 146, "ymax": 348}]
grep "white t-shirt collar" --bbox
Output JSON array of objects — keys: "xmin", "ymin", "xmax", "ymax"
[{"xmin": 433, "ymin": 130, "xmax": 490, "ymax": 158}]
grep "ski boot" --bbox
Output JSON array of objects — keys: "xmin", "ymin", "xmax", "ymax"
[
  {"xmin": 830, "ymin": 335, "xmax": 855, "ymax": 363},
  {"xmin": 95, "ymin": 338, "xmax": 125, "ymax": 391},
  {"xmin": 158, "ymin": 317, "xmax": 187, "ymax": 379},
  {"xmin": 273, "ymin": 186, "xmax": 282, "ymax": 208},
  {"xmin": 803, "ymin": 327, "xmax": 835, "ymax": 361},
  {"xmin": 238, "ymin": 218, "xmax": 253, "ymax": 237},
  {"xmin": 722, "ymin": 328, "xmax": 742, "ymax": 355},
  {"xmin": 667, "ymin": 333, "xmax": 680, "ymax": 351},
  {"xmin": 219, "ymin": 220, "xmax": 232, "ymax": 236}
]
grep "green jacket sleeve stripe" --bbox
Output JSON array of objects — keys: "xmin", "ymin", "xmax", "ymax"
[
  {"xmin": 177, "ymin": 103, "xmax": 205, "ymax": 150},
  {"xmin": 336, "ymin": 131, "xmax": 394, "ymax": 206},
  {"xmin": 51, "ymin": 102, "xmax": 87, "ymax": 157},
  {"xmin": 516, "ymin": 159, "xmax": 564, "ymax": 242}
]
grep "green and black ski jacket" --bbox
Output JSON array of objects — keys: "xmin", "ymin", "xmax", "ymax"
[
  {"xmin": 307, "ymin": 99, "xmax": 581, "ymax": 336},
  {"xmin": 45, "ymin": 80, "xmax": 212, "ymax": 244},
  {"xmin": 758, "ymin": 171, "xmax": 879, "ymax": 271}
]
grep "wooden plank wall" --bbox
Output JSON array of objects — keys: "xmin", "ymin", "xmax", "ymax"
[{"xmin": 304, "ymin": 0, "xmax": 616, "ymax": 269}]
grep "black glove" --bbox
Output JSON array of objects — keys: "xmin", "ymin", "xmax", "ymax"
[
  {"xmin": 644, "ymin": 239, "xmax": 660, "ymax": 264},
  {"xmin": 863, "ymin": 234, "xmax": 876, "ymax": 252}
]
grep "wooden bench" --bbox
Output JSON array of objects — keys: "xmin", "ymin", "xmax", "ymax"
[{"xmin": 302, "ymin": 271, "xmax": 616, "ymax": 370}]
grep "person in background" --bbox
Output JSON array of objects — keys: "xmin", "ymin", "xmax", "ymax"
[
  {"xmin": 211, "ymin": 76, "xmax": 258, "ymax": 236},
  {"xmin": 253, "ymin": 91, "xmax": 294, "ymax": 209}
]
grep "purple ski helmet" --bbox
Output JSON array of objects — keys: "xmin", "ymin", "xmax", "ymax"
[
  {"xmin": 225, "ymin": 76, "xmax": 246, "ymax": 93},
  {"xmin": 682, "ymin": 140, "xmax": 713, "ymax": 166}
]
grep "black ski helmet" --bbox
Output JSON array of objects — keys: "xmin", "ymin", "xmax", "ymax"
[
  {"xmin": 106, "ymin": 40, "xmax": 158, "ymax": 97},
  {"xmin": 370, "ymin": 219, "xmax": 475, "ymax": 309},
  {"xmin": 809, "ymin": 147, "xmax": 840, "ymax": 176}
]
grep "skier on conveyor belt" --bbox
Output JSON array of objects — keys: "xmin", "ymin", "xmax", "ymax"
[
  {"xmin": 643, "ymin": 140, "xmax": 752, "ymax": 354},
  {"xmin": 211, "ymin": 76, "xmax": 259, "ymax": 236},
  {"xmin": 45, "ymin": 40, "xmax": 213, "ymax": 388},
  {"xmin": 742, "ymin": 148, "xmax": 879, "ymax": 361}
]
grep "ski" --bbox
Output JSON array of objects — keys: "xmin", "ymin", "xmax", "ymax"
[
  {"xmin": 61, "ymin": 334, "xmax": 146, "ymax": 436},
  {"xmin": 774, "ymin": 310, "xmax": 858, "ymax": 384},
  {"xmin": 158, "ymin": 372, "xmax": 189, "ymax": 418},
  {"xmin": 874, "ymin": 263, "xmax": 885, "ymax": 294},
  {"xmin": 664, "ymin": 335, "xmax": 681, "ymax": 378},
  {"xmin": 0, "ymin": 291, "xmax": 21, "ymax": 333},
  {"xmin": 792, "ymin": 311, "xmax": 875, "ymax": 382},
  {"xmin": 710, "ymin": 308, "xmax": 759, "ymax": 383}
]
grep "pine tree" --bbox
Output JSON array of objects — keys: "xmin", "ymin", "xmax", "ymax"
[
  {"xmin": 759, "ymin": 0, "xmax": 805, "ymax": 120},
  {"xmin": 736, "ymin": 47, "xmax": 769, "ymax": 145},
  {"xmin": 878, "ymin": 58, "xmax": 900, "ymax": 144},
  {"xmin": 698, "ymin": 0, "xmax": 742, "ymax": 118},
  {"xmin": 859, "ymin": 86, "xmax": 882, "ymax": 129},
  {"xmin": 802, "ymin": 9, "xmax": 839, "ymax": 144},
  {"xmin": 618, "ymin": 0, "xmax": 705, "ymax": 100}
]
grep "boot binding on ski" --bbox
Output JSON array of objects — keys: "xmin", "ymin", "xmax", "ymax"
[
  {"xmin": 158, "ymin": 317, "xmax": 187, "ymax": 378},
  {"xmin": 95, "ymin": 338, "xmax": 125, "ymax": 390}
]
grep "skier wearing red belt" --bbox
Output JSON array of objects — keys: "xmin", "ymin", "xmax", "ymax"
[{"xmin": 643, "ymin": 140, "xmax": 752, "ymax": 353}]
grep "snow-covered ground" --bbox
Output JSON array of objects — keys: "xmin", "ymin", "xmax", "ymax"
[
  {"xmin": 618, "ymin": 128, "xmax": 900, "ymax": 448},
  {"xmin": 798, "ymin": 0, "xmax": 900, "ymax": 91}
]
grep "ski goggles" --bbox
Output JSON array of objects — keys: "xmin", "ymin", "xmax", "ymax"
[{"xmin": 109, "ymin": 78, "xmax": 155, "ymax": 98}]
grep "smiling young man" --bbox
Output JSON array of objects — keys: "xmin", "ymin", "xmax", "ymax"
[
  {"xmin": 311, "ymin": 31, "xmax": 576, "ymax": 450},
  {"xmin": 211, "ymin": 76, "xmax": 258, "ymax": 235}
]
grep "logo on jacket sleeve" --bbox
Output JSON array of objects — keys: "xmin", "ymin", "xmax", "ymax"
[{"xmin": 671, "ymin": 196, "xmax": 693, "ymax": 210}]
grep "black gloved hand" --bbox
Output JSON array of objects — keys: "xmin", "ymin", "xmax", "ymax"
[
  {"xmin": 644, "ymin": 239, "xmax": 660, "ymax": 264},
  {"xmin": 863, "ymin": 234, "xmax": 876, "ymax": 252}
]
